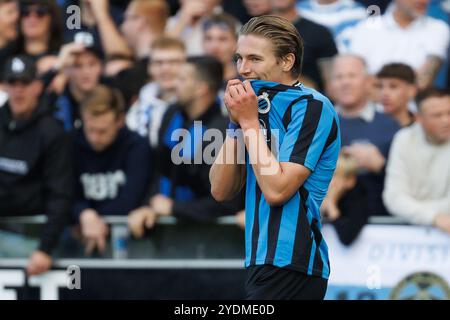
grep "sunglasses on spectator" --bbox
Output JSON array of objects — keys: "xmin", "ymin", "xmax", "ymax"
[{"xmin": 21, "ymin": 6, "xmax": 50, "ymax": 18}]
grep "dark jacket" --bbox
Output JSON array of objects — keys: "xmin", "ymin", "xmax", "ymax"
[
  {"xmin": 154, "ymin": 102, "xmax": 244, "ymax": 221},
  {"xmin": 73, "ymin": 127, "xmax": 152, "ymax": 219},
  {"xmin": 0, "ymin": 103, "xmax": 73, "ymax": 254}
]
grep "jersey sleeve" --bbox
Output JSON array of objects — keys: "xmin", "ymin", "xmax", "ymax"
[{"xmin": 278, "ymin": 97, "xmax": 337, "ymax": 172}]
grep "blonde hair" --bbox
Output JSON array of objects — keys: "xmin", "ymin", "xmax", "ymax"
[
  {"xmin": 81, "ymin": 85, "xmax": 125, "ymax": 118},
  {"xmin": 240, "ymin": 15, "xmax": 304, "ymax": 78}
]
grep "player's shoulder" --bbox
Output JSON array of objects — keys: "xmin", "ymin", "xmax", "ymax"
[{"xmin": 295, "ymin": 84, "xmax": 336, "ymax": 115}]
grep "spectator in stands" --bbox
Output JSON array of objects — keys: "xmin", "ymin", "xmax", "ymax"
[
  {"xmin": 120, "ymin": 0, "xmax": 169, "ymax": 62},
  {"xmin": 0, "ymin": 0, "xmax": 18, "ymax": 49},
  {"xmin": 51, "ymin": 35, "xmax": 103, "ymax": 131},
  {"xmin": 270, "ymin": 0, "xmax": 338, "ymax": 92},
  {"xmin": 0, "ymin": 0, "xmax": 19, "ymax": 59},
  {"xmin": 296, "ymin": 0, "xmax": 366, "ymax": 51},
  {"xmin": 166, "ymin": 0, "xmax": 222, "ymax": 56},
  {"xmin": 61, "ymin": 0, "xmax": 132, "ymax": 60},
  {"xmin": 0, "ymin": 55, "xmax": 72, "ymax": 275},
  {"xmin": 117, "ymin": 0, "xmax": 170, "ymax": 96},
  {"xmin": 331, "ymin": 54, "xmax": 400, "ymax": 216},
  {"xmin": 15, "ymin": 0, "xmax": 63, "ymax": 70},
  {"xmin": 377, "ymin": 63, "xmax": 417, "ymax": 128},
  {"xmin": 202, "ymin": 13, "xmax": 240, "ymax": 116},
  {"xmin": 126, "ymin": 37, "xmax": 186, "ymax": 149},
  {"xmin": 128, "ymin": 56, "xmax": 242, "ymax": 238},
  {"xmin": 320, "ymin": 153, "xmax": 369, "ymax": 245},
  {"xmin": 345, "ymin": 0, "xmax": 450, "ymax": 89},
  {"xmin": 243, "ymin": 0, "xmax": 271, "ymax": 17},
  {"xmin": 383, "ymin": 88, "xmax": 450, "ymax": 232},
  {"xmin": 0, "ymin": 0, "xmax": 19, "ymax": 105},
  {"xmin": 74, "ymin": 85, "xmax": 152, "ymax": 255},
  {"xmin": 203, "ymin": 13, "xmax": 240, "ymax": 85}
]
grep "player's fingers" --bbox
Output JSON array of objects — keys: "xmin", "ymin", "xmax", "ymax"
[
  {"xmin": 229, "ymin": 85, "xmax": 240, "ymax": 98},
  {"xmin": 224, "ymin": 92, "xmax": 234, "ymax": 111},
  {"xmin": 234, "ymin": 83, "xmax": 246, "ymax": 95},
  {"xmin": 243, "ymin": 80, "xmax": 255, "ymax": 95},
  {"xmin": 226, "ymin": 79, "xmax": 243, "ymax": 91}
]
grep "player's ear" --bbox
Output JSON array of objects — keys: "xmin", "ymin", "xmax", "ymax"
[{"xmin": 281, "ymin": 53, "xmax": 295, "ymax": 73}]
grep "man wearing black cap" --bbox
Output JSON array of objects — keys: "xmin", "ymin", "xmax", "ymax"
[
  {"xmin": 0, "ymin": 55, "xmax": 72, "ymax": 275},
  {"xmin": 51, "ymin": 33, "xmax": 103, "ymax": 131}
]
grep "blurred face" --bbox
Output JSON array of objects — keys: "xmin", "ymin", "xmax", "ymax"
[
  {"xmin": 235, "ymin": 34, "xmax": 286, "ymax": 83},
  {"xmin": 5, "ymin": 79, "xmax": 42, "ymax": 119},
  {"xmin": 121, "ymin": 2, "xmax": 145, "ymax": 48},
  {"xmin": 149, "ymin": 48, "xmax": 186, "ymax": 92},
  {"xmin": 270, "ymin": 0, "xmax": 296, "ymax": 12},
  {"xmin": 0, "ymin": 1, "xmax": 19, "ymax": 42},
  {"xmin": 20, "ymin": 4, "xmax": 51, "ymax": 40},
  {"xmin": 395, "ymin": 0, "xmax": 429, "ymax": 18},
  {"xmin": 331, "ymin": 56, "xmax": 371, "ymax": 111},
  {"xmin": 82, "ymin": 111, "xmax": 124, "ymax": 152},
  {"xmin": 180, "ymin": 0, "xmax": 220, "ymax": 16},
  {"xmin": 203, "ymin": 25, "xmax": 237, "ymax": 65},
  {"xmin": 417, "ymin": 96, "xmax": 450, "ymax": 144},
  {"xmin": 175, "ymin": 63, "xmax": 199, "ymax": 107},
  {"xmin": 378, "ymin": 78, "xmax": 416, "ymax": 115},
  {"xmin": 68, "ymin": 51, "xmax": 102, "ymax": 93},
  {"xmin": 244, "ymin": 0, "xmax": 271, "ymax": 16}
]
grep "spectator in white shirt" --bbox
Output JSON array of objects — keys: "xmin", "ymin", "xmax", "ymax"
[
  {"xmin": 345, "ymin": 0, "xmax": 450, "ymax": 90},
  {"xmin": 296, "ymin": 0, "xmax": 367, "ymax": 51},
  {"xmin": 126, "ymin": 37, "xmax": 186, "ymax": 149},
  {"xmin": 383, "ymin": 88, "xmax": 450, "ymax": 233}
]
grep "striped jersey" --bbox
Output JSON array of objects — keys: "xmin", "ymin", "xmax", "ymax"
[{"xmin": 244, "ymin": 80, "xmax": 341, "ymax": 279}]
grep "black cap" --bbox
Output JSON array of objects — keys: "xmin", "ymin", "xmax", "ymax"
[
  {"xmin": 73, "ymin": 31, "xmax": 103, "ymax": 60},
  {"xmin": 2, "ymin": 55, "xmax": 37, "ymax": 83}
]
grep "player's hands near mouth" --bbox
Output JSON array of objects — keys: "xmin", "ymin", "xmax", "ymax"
[{"xmin": 224, "ymin": 79, "xmax": 259, "ymax": 128}]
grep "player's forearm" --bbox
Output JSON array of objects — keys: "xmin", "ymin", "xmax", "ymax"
[
  {"xmin": 210, "ymin": 137, "xmax": 245, "ymax": 201},
  {"xmin": 242, "ymin": 120, "xmax": 294, "ymax": 206}
]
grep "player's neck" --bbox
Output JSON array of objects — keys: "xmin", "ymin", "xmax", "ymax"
[{"xmin": 278, "ymin": 75, "xmax": 300, "ymax": 87}]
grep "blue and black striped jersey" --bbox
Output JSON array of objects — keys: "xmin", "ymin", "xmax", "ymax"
[{"xmin": 245, "ymin": 80, "xmax": 341, "ymax": 279}]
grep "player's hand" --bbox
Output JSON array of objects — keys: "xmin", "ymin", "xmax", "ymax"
[
  {"xmin": 80, "ymin": 209, "xmax": 109, "ymax": 255},
  {"xmin": 27, "ymin": 250, "xmax": 52, "ymax": 276},
  {"xmin": 128, "ymin": 206, "xmax": 157, "ymax": 238},
  {"xmin": 224, "ymin": 79, "xmax": 258, "ymax": 128},
  {"xmin": 150, "ymin": 194, "xmax": 174, "ymax": 216},
  {"xmin": 434, "ymin": 213, "xmax": 450, "ymax": 234}
]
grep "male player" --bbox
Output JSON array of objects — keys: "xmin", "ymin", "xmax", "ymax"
[{"xmin": 210, "ymin": 15, "xmax": 341, "ymax": 300}]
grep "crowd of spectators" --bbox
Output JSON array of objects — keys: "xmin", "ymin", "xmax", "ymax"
[{"xmin": 0, "ymin": 0, "xmax": 449, "ymax": 275}]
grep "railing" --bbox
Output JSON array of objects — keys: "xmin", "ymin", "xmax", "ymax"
[{"xmin": 0, "ymin": 214, "xmax": 411, "ymax": 225}]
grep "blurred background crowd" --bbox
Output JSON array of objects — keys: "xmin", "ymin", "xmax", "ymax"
[{"xmin": 0, "ymin": 0, "xmax": 449, "ymax": 276}]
